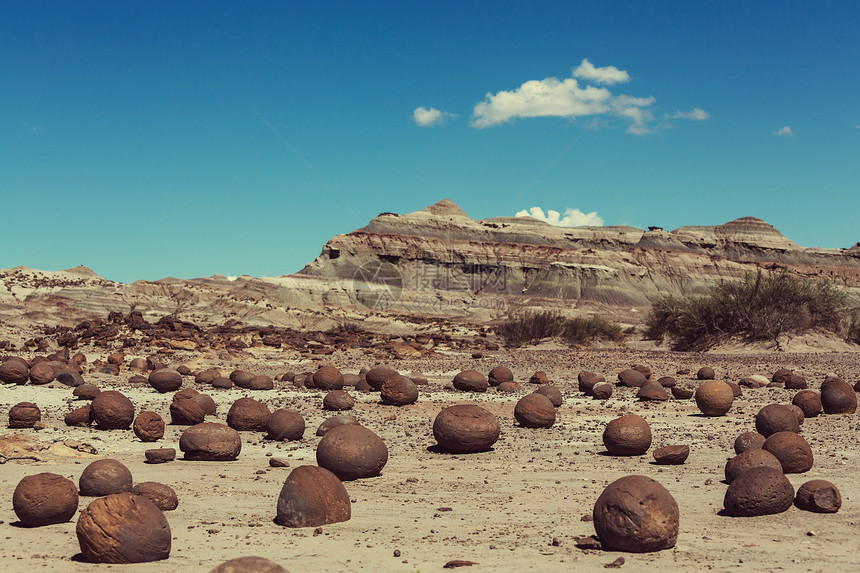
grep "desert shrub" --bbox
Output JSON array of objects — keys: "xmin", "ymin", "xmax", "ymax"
[
  {"xmin": 496, "ymin": 312, "xmax": 623, "ymax": 347},
  {"xmin": 563, "ymin": 315, "xmax": 624, "ymax": 344},
  {"xmin": 645, "ymin": 270, "xmax": 849, "ymax": 351},
  {"xmin": 846, "ymin": 311, "xmax": 860, "ymax": 345},
  {"xmin": 326, "ymin": 320, "xmax": 362, "ymax": 335}
]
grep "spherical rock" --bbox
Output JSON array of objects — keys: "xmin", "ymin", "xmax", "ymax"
[
  {"xmin": 603, "ymin": 414, "xmax": 652, "ymax": 456},
  {"xmin": 13, "ymin": 473, "xmax": 79, "ymax": 526},
  {"xmin": 734, "ymin": 431, "xmax": 766, "ymax": 454},
  {"xmin": 65, "ymin": 405, "xmax": 92, "ymax": 427},
  {"xmin": 195, "ymin": 368, "xmax": 221, "ymax": 385},
  {"xmin": 657, "ymin": 376, "xmax": 676, "ymax": 387},
  {"xmin": 246, "ymin": 375, "xmax": 273, "ymax": 390},
  {"xmin": 230, "ymin": 370, "xmax": 255, "ymax": 388},
  {"xmin": 128, "ymin": 358, "xmax": 148, "ymax": 372},
  {"xmin": 132, "ymin": 482, "xmax": 178, "ymax": 511},
  {"xmin": 79, "ymin": 459, "xmax": 133, "ymax": 497},
  {"xmin": 342, "ymin": 373, "xmax": 361, "ymax": 387},
  {"xmin": 315, "ymin": 414, "xmax": 359, "ymax": 436},
  {"xmin": 652, "ymin": 445, "xmax": 689, "ymax": 465},
  {"xmin": 275, "ymin": 465, "xmax": 351, "ymax": 528},
  {"xmin": 226, "ymin": 398, "xmax": 271, "ymax": 432},
  {"xmin": 8, "ymin": 402, "xmax": 41, "ymax": 428},
  {"xmin": 148, "ymin": 369, "xmax": 182, "ymax": 393},
  {"xmin": 133, "ymin": 411, "xmax": 165, "ymax": 442},
  {"xmin": 821, "ymin": 379, "xmax": 857, "ymax": 414},
  {"xmin": 785, "ymin": 374, "xmax": 807, "ymax": 389},
  {"xmin": 172, "ymin": 388, "xmax": 199, "ymax": 401},
  {"xmin": 381, "ymin": 376, "xmax": 418, "ymax": 406},
  {"xmin": 514, "ymin": 393, "xmax": 556, "ymax": 428},
  {"xmin": 90, "ymin": 391, "xmax": 134, "ymax": 430},
  {"xmin": 632, "ymin": 364, "xmax": 652, "ymax": 379},
  {"xmin": 534, "ymin": 385, "xmax": 563, "ymax": 407},
  {"xmin": 697, "ymin": 367, "xmax": 715, "ymax": 380},
  {"xmin": 671, "ymin": 385, "xmax": 694, "ymax": 399},
  {"xmin": 192, "ymin": 393, "xmax": 217, "ymax": 416},
  {"xmin": 323, "ymin": 390, "xmax": 355, "ymax": 411},
  {"xmin": 637, "ymin": 383, "xmax": 669, "ymax": 401},
  {"xmin": 28, "ymin": 362, "xmax": 55, "ymax": 385},
  {"xmin": 73, "ymin": 384, "xmax": 100, "ymax": 400},
  {"xmin": 0, "ymin": 357, "xmax": 29, "ymax": 384},
  {"xmin": 212, "ymin": 376, "xmax": 233, "ymax": 389},
  {"xmin": 763, "ymin": 431, "xmax": 813, "ymax": 473},
  {"xmin": 496, "ymin": 381, "xmax": 522, "ymax": 393},
  {"xmin": 593, "ymin": 475, "xmax": 678, "ymax": 552},
  {"xmin": 266, "ymin": 409, "xmax": 305, "ymax": 441},
  {"xmin": 313, "ymin": 365, "xmax": 345, "ymax": 391},
  {"xmin": 771, "ymin": 368, "xmax": 793, "ymax": 385},
  {"xmin": 452, "ymin": 370, "xmax": 488, "ymax": 392},
  {"xmin": 144, "ymin": 448, "xmax": 176, "ymax": 464},
  {"xmin": 209, "ymin": 556, "xmax": 289, "ymax": 573},
  {"xmin": 591, "ymin": 382, "xmax": 613, "ymax": 400},
  {"xmin": 169, "ymin": 399, "xmax": 205, "ymax": 426},
  {"xmin": 365, "ymin": 366, "xmax": 398, "ymax": 390},
  {"xmin": 56, "ymin": 369, "xmax": 85, "ymax": 387},
  {"xmin": 179, "ymin": 422, "xmax": 242, "ymax": 461},
  {"xmin": 726, "ymin": 381, "xmax": 742, "ymax": 397},
  {"xmin": 529, "ymin": 371, "xmax": 549, "ymax": 385},
  {"xmin": 789, "ymin": 404, "xmax": 805, "ymax": 426},
  {"xmin": 618, "ymin": 369, "xmax": 647, "ymax": 387},
  {"xmin": 755, "ymin": 404, "xmax": 800, "ymax": 437},
  {"xmin": 792, "ymin": 390, "xmax": 822, "ymax": 418},
  {"xmin": 76, "ymin": 492, "xmax": 171, "ymax": 563},
  {"xmin": 724, "ymin": 449, "xmax": 783, "ymax": 483},
  {"xmin": 694, "ymin": 381, "xmax": 734, "ymax": 416},
  {"xmin": 488, "ymin": 366, "xmax": 513, "ymax": 386},
  {"xmin": 578, "ymin": 371, "xmax": 605, "ymax": 394},
  {"xmin": 795, "ymin": 480, "xmax": 841, "ymax": 513},
  {"xmin": 723, "ymin": 466, "xmax": 794, "ymax": 516},
  {"xmin": 433, "ymin": 405, "xmax": 500, "ymax": 453},
  {"xmin": 316, "ymin": 424, "xmax": 388, "ymax": 480}
]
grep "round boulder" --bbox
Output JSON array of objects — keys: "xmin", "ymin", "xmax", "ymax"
[
  {"xmin": 733, "ymin": 431, "xmax": 766, "ymax": 454},
  {"xmin": 637, "ymin": 383, "xmax": 669, "ymax": 401},
  {"xmin": 488, "ymin": 366, "xmax": 513, "ymax": 386},
  {"xmin": 226, "ymin": 397, "xmax": 271, "ymax": 432},
  {"xmin": 323, "ymin": 390, "xmax": 355, "ymax": 411},
  {"xmin": 90, "ymin": 391, "xmax": 134, "ymax": 430},
  {"xmin": 618, "ymin": 369, "xmax": 647, "ymax": 387},
  {"xmin": 365, "ymin": 366, "xmax": 398, "ymax": 390},
  {"xmin": 821, "ymin": 379, "xmax": 857, "ymax": 414},
  {"xmin": 192, "ymin": 393, "xmax": 217, "ymax": 416},
  {"xmin": 179, "ymin": 422, "xmax": 242, "ymax": 461},
  {"xmin": 591, "ymin": 382, "xmax": 613, "ymax": 400},
  {"xmin": 8, "ymin": 402, "xmax": 41, "ymax": 428},
  {"xmin": 65, "ymin": 405, "xmax": 92, "ymax": 427},
  {"xmin": 266, "ymin": 409, "xmax": 305, "ymax": 441},
  {"xmin": 313, "ymin": 365, "xmax": 345, "ymax": 391},
  {"xmin": 148, "ymin": 369, "xmax": 182, "ymax": 393},
  {"xmin": 133, "ymin": 411, "xmax": 165, "ymax": 442},
  {"xmin": 76, "ymin": 492, "xmax": 171, "ymax": 563},
  {"xmin": 209, "ymin": 557, "xmax": 288, "ymax": 573},
  {"xmin": 514, "ymin": 393, "xmax": 556, "ymax": 428},
  {"xmin": 696, "ymin": 366, "xmax": 715, "ymax": 380},
  {"xmin": 275, "ymin": 465, "xmax": 351, "ymax": 528},
  {"xmin": 763, "ymin": 431, "xmax": 813, "ymax": 473},
  {"xmin": 13, "ymin": 473, "xmax": 79, "ymax": 527},
  {"xmin": 433, "ymin": 405, "xmax": 500, "ymax": 453},
  {"xmin": 496, "ymin": 381, "xmax": 521, "ymax": 393},
  {"xmin": 316, "ymin": 424, "xmax": 388, "ymax": 481},
  {"xmin": 452, "ymin": 370, "xmax": 488, "ymax": 392},
  {"xmin": 73, "ymin": 384, "xmax": 100, "ymax": 400},
  {"xmin": 79, "ymin": 459, "xmax": 133, "ymax": 497},
  {"xmin": 795, "ymin": 479, "xmax": 841, "ymax": 513},
  {"xmin": 792, "ymin": 390, "xmax": 822, "ymax": 418},
  {"xmin": 230, "ymin": 370, "xmax": 255, "ymax": 388},
  {"xmin": 593, "ymin": 475, "xmax": 678, "ymax": 552},
  {"xmin": 0, "ymin": 357, "xmax": 29, "ymax": 384},
  {"xmin": 578, "ymin": 371, "xmax": 605, "ymax": 395},
  {"xmin": 652, "ymin": 445, "xmax": 689, "ymax": 465},
  {"xmin": 529, "ymin": 371, "xmax": 549, "ymax": 385},
  {"xmin": 132, "ymin": 482, "xmax": 179, "ymax": 511},
  {"xmin": 724, "ymin": 449, "xmax": 783, "ymax": 483},
  {"xmin": 694, "ymin": 381, "xmax": 734, "ymax": 416},
  {"xmin": 29, "ymin": 362, "xmax": 56, "ymax": 385},
  {"xmin": 671, "ymin": 385, "xmax": 694, "ymax": 400},
  {"xmin": 248, "ymin": 375, "xmax": 274, "ymax": 391},
  {"xmin": 169, "ymin": 399, "xmax": 205, "ymax": 426},
  {"xmin": 723, "ymin": 466, "xmax": 794, "ymax": 516},
  {"xmin": 603, "ymin": 414, "xmax": 652, "ymax": 456},
  {"xmin": 755, "ymin": 404, "xmax": 800, "ymax": 437},
  {"xmin": 771, "ymin": 368, "xmax": 793, "ymax": 385},
  {"xmin": 380, "ymin": 375, "xmax": 418, "ymax": 406},
  {"xmin": 534, "ymin": 385, "xmax": 563, "ymax": 407},
  {"xmin": 315, "ymin": 414, "xmax": 359, "ymax": 437}
]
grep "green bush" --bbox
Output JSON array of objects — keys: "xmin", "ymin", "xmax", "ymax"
[
  {"xmin": 645, "ymin": 270, "xmax": 849, "ymax": 351},
  {"xmin": 496, "ymin": 311, "xmax": 623, "ymax": 347},
  {"xmin": 563, "ymin": 315, "xmax": 625, "ymax": 345}
]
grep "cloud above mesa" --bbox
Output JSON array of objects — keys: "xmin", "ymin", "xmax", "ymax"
[
  {"xmin": 516, "ymin": 206, "xmax": 604, "ymax": 227},
  {"xmin": 413, "ymin": 106, "xmax": 453, "ymax": 127}
]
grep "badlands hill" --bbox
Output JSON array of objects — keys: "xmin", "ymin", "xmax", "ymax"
[{"xmin": 2, "ymin": 199, "xmax": 860, "ymax": 336}]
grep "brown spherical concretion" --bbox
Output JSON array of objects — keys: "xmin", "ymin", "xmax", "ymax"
[
  {"xmin": 209, "ymin": 556, "xmax": 289, "ymax": 573},
  {"xmin": 266, "ymin": 409, "xmax": 305, "ymax": 441},
  {"xmin": 593, "ymin": 475, "xmax": 678, "ymax": 552},
  {"xmin": 534, "ymin": 385, "xmax": 563, "ymax": 407},
  {"xmin": 144, "ymin": 448, "xmax": 176, "ymax": 464},
  {"xmin": 652, "ymin": 445, "xmax": 689, "ymax": 465},
  {"xmin": 90, "ymin": 391, "xmax": 134, "ymax": 430},
  {"xmin": 28, "ymin": 362, "xmax": 55, "ymax": 385},
  {"xmin": 697, "ymin": 367, "xmax": 715, "ymax": 380},
  {"xmin": 771, "ymin": 368, "xmax": 793, "ymax": 385},
  {"xmin": 247, "ymin": 375, "xmax": 273, "ymax": 390},
  {"xmin": 316, "ymin": 414, "xmax": 359, "ymax": 436},
  {"xmin": 212, "ymin": 376, "xmax": 233, "ymax": 389},
  {"xmin": 671, "ymin": 385, "xmax": 695, "ymax": 400},
  {"xmin": 763, "ymin": 431, "xmax": 813, "ymax": 473},
  {"xmin": 316, "ymin": 424, "xmax": 388, "ymax": 480},
  {"xmin": 8, "ymin": 402, "xmax": 41, "ymax": 428},
  {"xmin": 785, "ymin": 374, "xmax": 807, "ymax": 389},
  {"xmin": 128, "ymin": 358, "xmax": 148, "ymax": 372},
  {"xmin": 381, "ymin": 376, "xmax": 418, "ymax": 406},
  {"xmin": 529, "ymin": 371, "xmax": 549, "ymax": 385},
  {"xmin": 65, "ymin": 405, "xmax": 92, "ymax": 427},
  {"xmin": 452, "ymin": 370, "xmax": 488, "ymax": 392},
  {"xmin": 618, "ymin": 369, "xmax": 647, "ymax": 387},
  {"xmin": 169, "ymin": 399, "xmax": 205, "ymax": 426},
  {"xmin": 795, "ymin": 479, "xmax": 841, "ymax": 513},
  {"xmin": 792, "ymin": 390, "xmax": 822, "ymax": 418},
  {"xmin": 56, "ymin": 369, "xmax": 85, "ymax": 387},
  {"xmin": 107, "ymin": 353, "xmax": 125, "ymax": 365},
  {"xmin": 353, "ymin": 377, "xmax": 372, "ymax": 392},
  {"xmin": 230, "ymin": 370, "xmax": 255, "ymax": 388},
  {"xmin": 132, "ymin": 482, "xmax": 178, "ymax": 511},
  {"xmin": 433, "ymin": 405, "xmax": 500, "ymax": 453},
  {"xmin": 275, "ymin": 465, "xmax": 351, "ymax": 528},
  {"xmin": 755, "ymin": 404, "xmax": 800, "ymax": 437},
  {"xmin": 79, "ymin": 459, "xmax": 133, "ymax": 497},
  {"xmin": 694, "ymin": 381, "xmax": 734, "ymax": 416},
  {"xmin": 76, "ymin": 492, "xmax": 171, "ymax": 563},
  {"xmin": 192, "ymin": 393, "xmax": 217, "ymax": 415},
  {"xmin": 365, "ymin": 366, "xmax": 398, "ymax": 391},
  {"xmin": 658, "ymin": 376, "xmax": 676, "ymax": 387},
  {"xmin": 173, "ymin": 388, "xmax": 199, "ymax": 401},
  {"xmin": 323, "ymin": 390, "xmax": 355, "ymax": 411},
  {"xmin": 632, "ymin": 364, "xmax": 652, "ymax": 378},
  {"xmin": 496, "ymin": 381, "xmax": 522, "ymax": 393},
  {"xmin": 179, "ymin": 422, "xmax": 242, "ymax": 461},
  {"xmin": 514, "ymin": 393, "xmax": 556, "ymax": 428},
  {"xmin": 637, "ymin": 383, "xmax": 669, "ymax": 401},
  {"xmin": 133, "ymin": 411, "xmax": 165, "ymax": 442},
  {"xmin": 821, "ymin": 379, "xmax": 857, "ymax": 414},
  {"xmin": 73, "ymin": 384, "xmax": 100, "ymax": 400},
  {"xmin": 726, "ymin": 381, "xmax": 742, "ymax": 397},
  {"xmin": 342, "ymin": 373, "xmax": 361, "ymax": 386},
  {"xmin": 723, "ymin": 466, "xmax": 794, "ymax": 516},
  {"xmin": 734, "ymin": 431, "xmax": 766, "ymax": 454},
  {"xmin": 488, "ymin": 366, "xmax": 513, "ymax": 386},
  {"xmin": 13, "ymin": 473, "xmax": 79, "ymax": 526},
  {"xmin": 603, "ymin": 414, "xmax": 652, "ymax": 456},
  {"xmin": 591, "ymin": 382, "xmax": 613, "ymax": 399},
  {"xmin": 0, "ymin": 357, "xmax": 29, "ymax": 384},
  {"xmin": 313, "ymin": 365, "xmax": 345, "ymax": 391},
  {"xmin": 578, "ymin": 371, "xmax": 605, "ymax": 394},
  {"xmin": 724, "ymin": 449, "xmax": 783, "ymax": 483},
  {"xmin": 148, "ymin": 369, "xmax": 182, "ymax": 393},
  {"xmin": 226, "ymin": 397, "xmax": 271, "ymax": 431},
  {"xmin": 195, "ymin": 368, "xmax": 221, "ymax": 385},
  {"xmin": 789, "ymin": 405, "xmax": 805, "ymax": 426}
]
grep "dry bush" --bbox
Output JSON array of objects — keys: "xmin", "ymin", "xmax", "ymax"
[
  {"xmin": 496, "ymin": 312, "xmax": 623, "ymax": 347},
  {"xmin": 563, "ymin": 316, "xmax": 624, "ymax": 344}
]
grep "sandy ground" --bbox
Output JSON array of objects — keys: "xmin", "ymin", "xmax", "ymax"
[{"xmin": 1, "ymin": 345, "xmax": 859, "ymax": 573}]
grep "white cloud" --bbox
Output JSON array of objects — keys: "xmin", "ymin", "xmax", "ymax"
[
  {"xmin": 673, "ymin": 107, "xmax": 709, "ymax": 121},
  {"xmin": 515, "ymin": 206, "xmax": 604, "ymax": 227},
  {"xmin": 572, "ymin": 58, "xmax": 630, "ymax": 85},
  {"xmin": 774, "ymin": 126, "xmax": 795, "ymax": 137},
  {"xmin": 413, "ymin": 106, "xmax": 451, "ymax": 127}
]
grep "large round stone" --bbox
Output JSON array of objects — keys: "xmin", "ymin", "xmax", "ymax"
[
  {"xmin": 226, "ymin": 397, "xmax": 271, "ymax": 432},
  {"xmin": 133, "ymin": 411, "xmax": 165, "ymax": 442},
  {"xmin": 132, "ymin": 482, "xmax": 179, "ymax": 511},
  {"xmin": 316, "ymin": 424, "xmax": 388, "ymax": 481},
  {"xmin": 452, "ymin": 370, "xmax": 488, "ymax": 392},
  {"xmin": 79, "ymin": 459, "xmax": 133, "ymax": 497},
  {"xmin": 593, "ymin": 475, "xmax": 678, "ymax": 552},
  {"xmin": 433, "ymin": 405, "xmax": 500, "ymax": 453},
  {"xmin": 618, "ymin": 369, "xmax": 647, "ymax": 387},
  {"xmin": 230, "ymin": 370, "xmax": 255, "ymax": 388},
  {"xmin": 578, "ymin": 371, "xmax": 605, "ymax": 395},
  {"xmin": 694, "ymin": 381, "xmax": 734, "ymax": 416},
  {"xmin": 380, "ymin": 376, "xmax": 418, "ymax": 406},
  {"xmin": 13, "ymin": 472, "xmax": 79, "ymax": 526},
  {"xmin": 733, "ymin": 431, "xmax": 766, "ymax": 454},
  {"xmin": 755, "ymin": 404, "xmax": 800, "ymax": 437},
  {"xmin": 179, "ymin": 422, "xmax": 242, "ymax": 461},
  {"xmin": 0, "ymin": 357, "xmax": 29, "ymax": 384},
  {"xmin": 821, "ymin": 379, "xmax": 857, "ymax": 414},
  {"xmin": 724, "ymin": 449, "xmax": 783, "ymax": 483},
  {"xmin": 313, "ymin": 366, "xmax": 345, "ymax": 391},
  {"xmin": 28, "ymin": 362, "xmax": 56, "ymax": 385},
  {"xmin": 534, "ymin": 385, "xmax": 563, "ymax": 407},
  {"xmin": 365, "ymin": 366, "xmax": 398, "ymax": 391},
  {"xmin": 195, "ymin": 368, "xmax": 221, "ymax": 385},
  {"xmin": 8, "ymin": 402, "xmax": 41, "ymax": 428},
  {"xmin": 723, "ymin": 466, "xmax": 794, "ymax": 516},
  {"xmin": 514, "ymin": 393, "xmax": 556, "ymax": 428},
  {"xmin": 266, "ymin": 409, "xmax": 305, "ymax": 441},
  {"xmin": 603, "ymin": 414, "xmax": 652, "ymax": 456},
  {"xmin": 148, "ymin": 369, "xmax": 182, "ymax": 393},
  {"xmin": 488, "ymin": 366, "xmax": 513, "ymax": 386},
  {"xmin": 792, "ymin": 390, "xmax": 822, "ymax": 418},
  {"xmin": 316, "ymin": 414, "xmax": 360, "ymax": 437},
  {"xmin": 170, "ymin": 399, "xmax": 205, "ymax": 426},
  {"xmin": 90, "ymin": 391, "xmax": 134, "ymax": 430},
  {"xmin": 763, "ymin": 431, "xmax": 813, "ymax": 473},
  {"xmin": 323, "ymin": 390, "xmax": 355, "ymax": 411},
  {"xmin": 275, "ymin": 465, "xmax": 351, "ymax": 528},
  {"xmin": 248, "ymin": 375, "xmax": 274, "ymax": 390},
  {"xmin": 76, "ymin": 492, "xmax": 171, "ymax": 563},
  {"xmin": 795, "ymin": 479, "xmax": 841, "ymax": 513},
  {"xmin": 209, "ymin": 557, "xmax": 289, "ymax": 573}
]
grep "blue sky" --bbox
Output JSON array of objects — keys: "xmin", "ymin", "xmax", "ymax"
[{"xmin": 3, "ymin": 1, "xmax": 858, "ymax": 283}]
